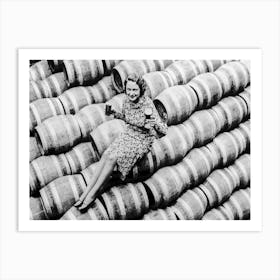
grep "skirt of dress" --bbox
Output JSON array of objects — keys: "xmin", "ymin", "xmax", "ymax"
[{"xmin": 105, "ymin": 127, "xmax": 155, "ymax": 181}]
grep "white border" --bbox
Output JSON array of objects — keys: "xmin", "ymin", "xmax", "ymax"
[{"xmin": 19, "ymin": 49, "xmax": 262, "ymax": 231}]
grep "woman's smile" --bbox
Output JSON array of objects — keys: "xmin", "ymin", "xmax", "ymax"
[{"xmin": 126, "ymin": 81, "xmax": 141, "ymax": 102}]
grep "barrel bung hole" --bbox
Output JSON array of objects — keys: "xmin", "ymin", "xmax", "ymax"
[
  {"xmin": 154, "ymin": 100, "xmax": 168, "ymax": 123},
  {"xmin": 112, "ymin": 69, "xmax": 123, "ymax": 92}
]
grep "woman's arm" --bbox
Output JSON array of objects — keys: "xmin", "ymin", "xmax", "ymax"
[
  {"xmin": 146, "ymin": 99, "xmax": 168, "ymax": 137},
  {"xmin": 112, "ymin": 110, "xmax": 125, "ymax": 120}
]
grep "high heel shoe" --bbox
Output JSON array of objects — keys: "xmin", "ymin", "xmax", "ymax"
[
  {"xmin": 74, "ymin": 200, "xmax": 83, "ymax": 207},
  {"xmin": 78, "ymin": 203, "xmax": 88, "ymax": 212}
]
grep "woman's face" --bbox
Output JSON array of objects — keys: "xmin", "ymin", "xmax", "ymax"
[{"xmin": 126, "ymin": 81, "xmax": 141, "ymax": 102}]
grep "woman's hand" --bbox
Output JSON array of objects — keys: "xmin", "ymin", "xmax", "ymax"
[{"xmin": 144, "ymin": 118, "xmax": 156, "ymax": 130}]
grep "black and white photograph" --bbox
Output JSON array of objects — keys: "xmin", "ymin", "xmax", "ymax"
[
  {"xmin": 27, "ymin": 57, "xmax": 252, "ymax": 222},
  {"xmin": 2, "ymin": 0, "xmax": 280, "ymax": 279}
]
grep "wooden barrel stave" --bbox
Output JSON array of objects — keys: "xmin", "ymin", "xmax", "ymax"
[
  {"xmin": 30, "ymin": 136, "xmax": 42, "ymax": 162},
  {"xmin": 30, "ymin": 197, "xmax": 48, "ymax": 220}
]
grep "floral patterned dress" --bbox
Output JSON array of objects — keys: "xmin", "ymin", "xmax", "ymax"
[{"xmin": 106, "ymin": 94, "xmax": 168, "ymax": 181}]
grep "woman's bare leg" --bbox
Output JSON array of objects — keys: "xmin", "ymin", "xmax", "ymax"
[
  {"xmin": 78, "ymin": 158, "xmax": 117, "ymax": 210},
  {"xmin": 74, "ymin": 156, "xmax": 107, "ymax": 207}
]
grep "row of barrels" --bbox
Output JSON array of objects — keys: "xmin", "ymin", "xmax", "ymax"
[
  {"xmin": 202, "ymin": 188, "xmax": 250, "ymax": 220},
  {"xmin": 29, "ymin": 90, "xmax": 250, "ymax": 195},
  {"xmin": 30, "ymin": 119, "xmax": 250, "ymax": 220},
  {"xmin": 29, "ymin": 60, "xmax": 251, "ymax": 220},
  {"xmin": 143, "ymin": 153, "xmax": 250, "ymax": 220},
  {"xmin": 31, "ymin": 66, "xmax": 250, "ymax": 158},
  {"xmin": 61, "ymin": 120, "xmax": 250, "ymax": 221},
  {"xmin": 29, "ymin": 60, "xmax": 121, "ymax": 103},
  {"xmin": 30, "ymin": 76, "xmax": 119, "ymax": 132},
  {"xmin": 29, "ymin": 59, "xmax": 234, "ymax": 130},
  {"xmin": 154, "ymin": 60, "xmax": 250, "ymax": 125}
]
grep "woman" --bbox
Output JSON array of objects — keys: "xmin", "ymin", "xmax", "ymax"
[{"xmin": 75, "ymin": 73, "xmax": 168, "ymax": 211}]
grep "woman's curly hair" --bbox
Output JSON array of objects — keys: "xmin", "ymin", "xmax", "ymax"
[{"xmin": 124, "ymin": 73, "xmax": 146, "ymax": 96}]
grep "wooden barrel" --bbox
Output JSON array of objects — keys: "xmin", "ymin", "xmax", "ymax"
[
  {"xmin": 29, "ymin": 72, "xmax": 69, "ymax": 103},
  {"xmin": 142, "ymin": 207, "xmax": 177, "ymax": 220},
  {"xmin": 181, "ymin": 146, "xmax": 217, "ymax": 184},
  {"xmin": 213, "ymin": 123, "xmax": 250, "ymax": 166},
  {"xmin": 100, "ymin": 182, "xmax": 150, "ymax": 220},
  {"xmin": 29, "ymin": 154, "xmax": 71, "ymax": 195},
  {"xmin": 87, "ymin": 76, "xmax": 118, "ymax": 104},
  {"xmin": 202, "ymin": 187, "xmax": 250, "ymax": 220},
  {"xmin": 142, "ymin": 71, "xmax": 175, "ymax": 99},
  {"xmin": 148, "ymin": 123, "xmax": 196, "ymax": 170},
  {"xmin": 30, "ymin": 136, "xmax": 42, "ymax": 162},
  {"xmin": 30, "ymin": 197, "xmax": 48, "ymax": 220},
  {"xmin": 211, "ymin": 94, "xmax": 249, "ymax": 131},
  {"xmin": 227, "ymin": 153, "xmax": 250, "ymax": 188},
  {"xmin": 58, "ymin": 86, "xmax": 95, "ymax": 114},
  {"xmin": 143, "ymin": 165, "xmax": 187, "ymax": 209},
  {"xmin": 213, "ymin": 61, "xmax": 250, "ymax": 95},
  {"xmin": 102, "ymin": 60, "xmax": 122, "ymax": 74},
  {"xmin": 112, "ymin": 60, "xmax": 173, "ymax": 92},
  {"xmin": 204, "ymin": 60, "xmax": 227, "ymax": 72},
  {"xmin": 29, "ymin": 60, "xmax": 52, "ymax": 82},
  {"xmin": 47, "ymin": 60, "xmax": 64, "ymax": 73},
  {"xmin": 198, "ymin": 168, "xmax": 238, "ymax": 210},
  {"xmin": 171, "ymin": 188, "xmax": 208, "ymax": 220},
  {"xmin": 154, "ymin": 85, "xmax": 198, "ymax": 125},
  {"xmin": 187, "ymin": 72, "xmax": 224, "ymax": 110},
  {"xmin": 75, "ymin": 103, "xmax": 110, "ymax": 140},
  {"xmin": 65, "ymin": 142, "xmax": 99, "ymax": 174},
  {"xmin": 186, "ymin": 108, "xmax": 222, "ymax": 147},
  {"xmin": 29, "ymin": 97, "xmax": 65, "ymax": 132},
  {"xmin": 90, "ymin": 119, "xmax": 126, "ymax": 157},
  {"xmin": 35, "ymin": 115, "xmax": 82, "ymax": 155},
  {"xmin": 60, "ymin": 199, "xmax": 109, "ymax": 220},
  {"xmin": 165, "ymin": 60, "xmax": 208, "ymax": 85},
  {"xmin": 80, "ymin": 161, "xmax": 102, "ymax": 185},
  {"xmin": 62, "ymin": 60, "xmax": 105, "ymax": 87},
  {"xmin": 40, "ymin": 174, "xmax": 87, "ymax": 219}
]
